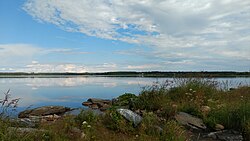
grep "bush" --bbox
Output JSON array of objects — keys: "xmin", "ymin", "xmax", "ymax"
[
  {"xmin": 75, "ymin": 110, "xmax": 99, "ymax": 125},
  {"xmin": 114, "ymin": 93, "xmax": 138, "ymax": 108},
  {"xmin": 139, "ymin": 112, "xmax": 161, "ymax": 136},
  {"xmin": 133, "ymin": 82, "xmax": 171, "ymax": 111},
  {"xmin": 102, "ymin": 108, "xmax": 135, "ymax": 133}
]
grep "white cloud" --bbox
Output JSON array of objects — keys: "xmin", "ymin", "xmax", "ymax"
[
  {"xmin": 22, "ymin": 0, "xmax": 250, "ymax": 70},
  {"xmin": 0, "ymin": 44, "xmax": 42, "ymax": 66},
  {"xmin": 0, "ymin": 43, "xmax": 95, "ymax": 71},
  {"xmin": 127, "ymin": 64, "xmax": 161, "ymax": 70},
  {"xmin": 22, "ymin": 63, "xmax": 87, "ymax": 73}
]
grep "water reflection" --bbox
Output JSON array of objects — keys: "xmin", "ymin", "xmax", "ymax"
[{"xmin": 0, "ymin": 77, "xmax": 249, "ymax": 111}]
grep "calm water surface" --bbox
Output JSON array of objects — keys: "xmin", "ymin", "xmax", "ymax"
[{"xmin": 0, "ymin": 77, "xmax": 249, "ymax": 112}]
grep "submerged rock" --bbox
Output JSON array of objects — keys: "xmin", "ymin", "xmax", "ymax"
[
  {"xmin": 116, "ymin": 108, "xmax": 142, "ymax": 126},
  {"xmin": 18, "ymin": 106, "xmax": 71, "ymax": 118},
  {"xmin": 175, "ymin": 112, "xmax": 206, "ymax": 130}
]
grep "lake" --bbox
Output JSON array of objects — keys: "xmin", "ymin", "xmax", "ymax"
[{"xmin": 0, "ymin": 76, "xmax": 249, "ymax": 113}]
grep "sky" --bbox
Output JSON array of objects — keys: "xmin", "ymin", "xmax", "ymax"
[{"xmin": 0, "ymin": 0, "xmax": 249, "ymax": 72}]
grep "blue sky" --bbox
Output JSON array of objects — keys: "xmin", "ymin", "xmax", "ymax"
[{"xmin": 0, "ymin": 0, "xmax": 249, "ymax": 72}]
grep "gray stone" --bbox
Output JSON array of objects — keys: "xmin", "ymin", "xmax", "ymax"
[
  {"xmin": 175, "ymin": 112, "xmax": 206, "ymax": 130},
  {"xmin": 116, "ymin": 108, "xmax": 142, "ymax": 126},
  {"xmin": 203, "ymin": 130, "xmax": 243, "ymax": 141},
  {"xmin": 18, "ymin": 106, "xmax": 71, "ymax": 118},
  {"xmin": 216, "ymin": 130, "xmax": 243, "ymax": 141},
  {"xmin": 100, "ymin": 104, "xmax": 111, "ymax": 111},
  {"xmin": 90, "ymin": 104, "xmax": 99, "ymax": 109},
  {"xmin": 87, "ymin": 98, "xmax": 111, "ymax": 104}
]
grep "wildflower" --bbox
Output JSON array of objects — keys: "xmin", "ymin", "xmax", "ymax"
[
  {"xmin": 87, "ymin": 125, "xmax": 91, "ymax": 128},
  {"xmin": 82, "ymin": 121, "xmax": 87, "ymax": 125},
  {"xmin": 189, "ymin": 88, "xmax": 193, "ymax": 91}
]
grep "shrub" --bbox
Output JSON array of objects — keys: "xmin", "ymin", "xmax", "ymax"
[
  {"xmin": 139, "ymin": 112, "xmax": 161, "ymax": 136},
  {"xmin": 75, "ymin": 110, "xmax": 99, "ymax": 125},
  {"xmin": 102, "ymin": 108, "xmax": 135, "ymax": 133},
  {"xmin": 0, "ymin": 89, "xmax": 20, "ymax": 117},
  {"xmin": 114, "ymin": 93, "xmax": 138, "ymax": 108},
  {"xmin": 133, "ymin": 82, "xmax": 171, "ymax": 111}
]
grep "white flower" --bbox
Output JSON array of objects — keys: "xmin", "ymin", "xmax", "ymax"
[
  {"xmin": 87, "ymin": 125, "xmax": 91, "ymax": 128},
  {"xmin": 82, "ymin": 121, "xmax": 87, "ymax": 125}
]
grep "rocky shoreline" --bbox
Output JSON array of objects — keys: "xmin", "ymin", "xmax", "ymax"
[{"xmin": 13, "ymin": 96, "xmax": 245, "ymax": 141}]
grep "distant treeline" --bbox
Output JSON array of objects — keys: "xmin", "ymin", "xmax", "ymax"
[{"xmin": 0, "ymin": 71, "xmax": 249, "ymax": 77}]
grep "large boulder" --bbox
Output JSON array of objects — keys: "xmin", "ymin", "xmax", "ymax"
[
  {"xmin": 175, "ymin": 112, "xmax": 206, "ymax": 130},
  {"xmin": 18, "ymin": 106, "xmax": 71, "ymax": 118},
  {"xmin": 116, "ymin": 108, "xmax": 142, "ymax": 126}
]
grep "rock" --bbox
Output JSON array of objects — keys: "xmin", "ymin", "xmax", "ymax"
[
  {"xmin": 18, "ymin": 106, "xmax": 71, "ymax": 118},
  {"xmin": 175, "ymin": 112, "xmax": 206, "ymax": 130},
  {"xmin": 206, "ymin": 132, "xmax": 218, "ymax": 140},
  {"xmin": 90, "ymin": 104, "xmax": 99, "ymax": 109},
  {"xmin": 96, "ymin": 102, "xmax": 106, "ymax": 107},
  {"xmin": 83, "ymin": 98, "xmax": 112, "ymax": 110},
  {"xmin": 116, "ymin": 108, "xmax": 142, "ymax": 126},
  {"xmin": 43, "ymin": 115, "xmax": 54, "ymax": 121},
  {"xmin": 82, "ymin": 101, "xmax": 92, "ymax": 106},
  {"xmin": 13, "ymin": 118, "xmax": 36, "ymax": 127},
  {"xmin": 215, "ymin": 124, "xmax": 224, "ymax": 131},
  {"xmin": 204, "ymin": 130, "xmax": 243, "ymax": 141},
  {"xmin": 42, "ymin": 114, "xmax": 61, "ymax": 121},
  {"xmin": 100, "ymin": 104, "xmax": 111, "ymax": 111},
  {"xmin": 87, "ymin": 98, "xmax": 111, "ymax": 104},
  {"xmin": 217, "ymin": 130, "xmax": 243, "ymax": 141}
]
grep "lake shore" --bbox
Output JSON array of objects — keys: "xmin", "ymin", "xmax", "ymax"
[
  {"xmin": 0, "ymin": 71, "xmax": 250, "ymax": 78},
  {"xmin": 0, "ymin": 78, "xmax": 249, "ymax": 140}
]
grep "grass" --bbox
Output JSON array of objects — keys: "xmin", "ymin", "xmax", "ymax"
[{"xmin": 0, "ymin": 78, "xmax": 249, "ymax": 140}]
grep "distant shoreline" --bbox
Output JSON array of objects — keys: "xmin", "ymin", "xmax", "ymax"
[{"xmin": 0, "ymin": 71, "xmax": 249, "ymax": 78}]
